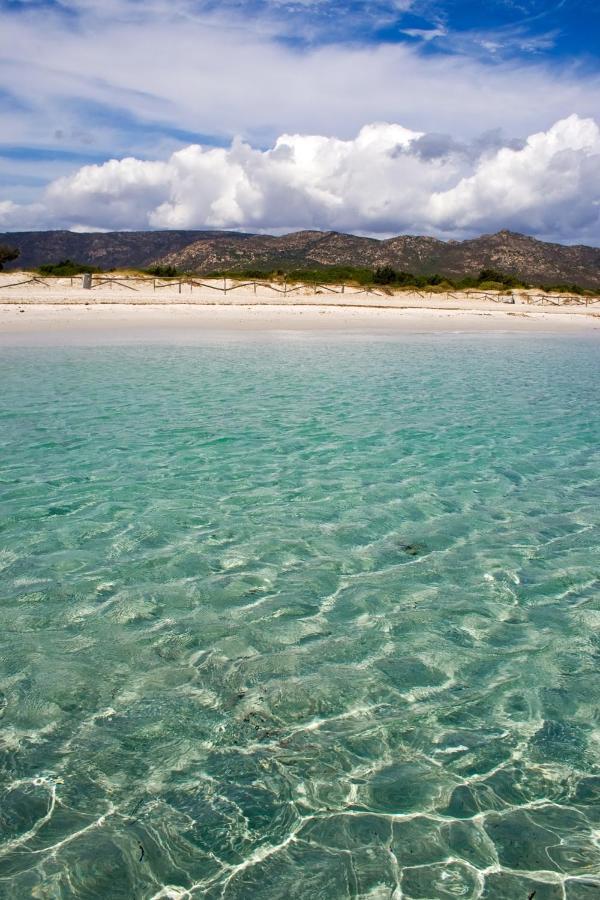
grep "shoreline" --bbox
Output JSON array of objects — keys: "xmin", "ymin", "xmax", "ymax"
[{"xmin": 1, "ymin": 301, "xmax": 599, "ymax": 345}]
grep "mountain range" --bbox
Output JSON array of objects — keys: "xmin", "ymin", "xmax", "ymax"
[{"xmin": 1, "ymin": 229, "xmax": 600, "ymax": 287}]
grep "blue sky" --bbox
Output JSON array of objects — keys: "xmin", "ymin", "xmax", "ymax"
[{"xmin": 1, "ymin": 0, "xmax": 599, "ymax": 240}]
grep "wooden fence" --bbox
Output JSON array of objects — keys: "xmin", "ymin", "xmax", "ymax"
[
  {"xmin": 1, "ymin": 274, "xmax": 599, "ymax": 305},
  {"xmin": 0, "ymin": 276, "xmax": 50, "ymax": 289},
  {"xmin": 149, "ymin": 277, "xmax": 386, "ymax": 297}
]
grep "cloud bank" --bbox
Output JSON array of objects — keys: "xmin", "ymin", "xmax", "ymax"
[{"xmin": 3, "ymin": 115, "xmax": 600, "ymax": 243}]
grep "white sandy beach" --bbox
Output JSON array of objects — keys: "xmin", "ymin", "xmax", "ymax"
[
  {"xmin": 0, "ymin": 274, "xmax": 598, "ymax": 343},
  {"xmin": 1, "ymin": 302, "xmax": 598, "ymax": 345}
]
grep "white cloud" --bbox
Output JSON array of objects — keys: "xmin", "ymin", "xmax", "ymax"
[
  {"xmin": 0, "ymin": 199, "xmax": 45, "ymax": 229},
  {"xmin": 2, "ymin": 1, "xmax": 600, "ymax": 242},
  {"xmin": 0, "ymin": 201, "xmax": 20, "ymax": 226},
  {"xmin": 428, "ymin": 115, "xmax": 600, "ymax": 239},
  {"xmin": 3, "ymin": 115, "xmax": 599, "ymax": 243},
  {"xmin": 1, "ymin": 0, "xmax": 599, "ymax": 162},
  {"xmin": 401, "ymin": 27, "xmax": 446, "ymax": 41},
  {"xmin": 38, "ymin": 123, "xmax": 450, "ymax": 232}
]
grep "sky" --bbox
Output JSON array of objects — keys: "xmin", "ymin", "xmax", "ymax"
[{"xmin": 0, "ymin": 0, "xmax": 599, "ymax": 242}]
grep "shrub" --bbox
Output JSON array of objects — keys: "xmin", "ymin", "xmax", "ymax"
[
  {"xmin": 541, "ymin": 282, "xmax": 585, "ymax": 295},
  {"xmin": 373, "ymin": 265, "xmax": 397, "ymax": 285},
  {"xmin": 478, "ymin": 268, "xmax": 525, "ymax": 289},
  {"xmin": 0, "ymin": 244, "xmax": 19, "ymax": 271},
  {"xmin": 37, "ymin": 259, "xmax": 100, "ymax": 276},
  {"xmin": 144, "ymin": 264, "xmax": 181, "ymax": 278}
]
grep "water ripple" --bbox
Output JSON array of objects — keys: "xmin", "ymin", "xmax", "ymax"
[{"xmin": 0, "ymin": 336, "xmax": 599, "ymax": 897}]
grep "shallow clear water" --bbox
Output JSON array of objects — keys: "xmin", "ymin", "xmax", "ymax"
[{"xmin": 1, "ymin": 335, "xmax": 599, "ymax": 899}]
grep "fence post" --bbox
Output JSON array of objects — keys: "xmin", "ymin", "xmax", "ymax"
[{"xmin": 82, "ymin": 273, "xmax": 92, "ymax": 289}]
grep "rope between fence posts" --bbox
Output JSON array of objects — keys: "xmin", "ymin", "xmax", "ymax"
[
  {"xmin": 91, "ymin": 278, "xmax": 139, "ymax": 291},
  {"xmin": 0, "ymin": 277, "xmax": 50, "ymax": 289},
  {"xmin": 2, "ymin": 274, "xmax": 599, "ymax": 306}
]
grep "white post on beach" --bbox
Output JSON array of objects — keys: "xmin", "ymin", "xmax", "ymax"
[
  {"xmin": 223, "ymin": 277, "xmax": 227, "ymax": 296},
  {"xmin": 82, "ymin": 273, "xmax": 92, "ymax": 289}
]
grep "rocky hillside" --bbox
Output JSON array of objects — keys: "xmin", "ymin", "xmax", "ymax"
[
  {"xmin": 0, "ymin": 230, "xmax": 249, "ymax": 272},
  {"xmin": 1, "ymin": 229, "xmax": 599, "ymax": 287}
]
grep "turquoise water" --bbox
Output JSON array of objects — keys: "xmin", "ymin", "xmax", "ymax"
[{"xmin": 1, "ymin": 336, "xmax": 599, "ymax": 899}]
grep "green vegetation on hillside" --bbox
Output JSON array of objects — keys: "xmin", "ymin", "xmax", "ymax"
[
  {"xmin": 372, "ymin": 266, "xmax": 528, "ymax": 290},
  {"xmin": 204, "ymin": 266, "xmax": 374, "ymax": 285},
  {"xmin": 26, "ymin": 258, "xmax": 597, "ymax": 295},
  {"xmin": 201, "ymin": 266, "xmax": 539, "ymax": 291},
  {"xmin": 201, "ymin": 265, "xmax": 598, "ymax": 294},
  {"xmin": 539, "ymin": 282, "xmax": 588, "ymax": 296},
  {"xmin": 37, "ymin": 259, "xmax": 101, "ymax": 276},
  {"xmin": 143, "ymin": 264, "xmax": 182, "ymax": 278}
]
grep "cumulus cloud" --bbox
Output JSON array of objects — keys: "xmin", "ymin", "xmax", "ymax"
[
  {"xmin": 429, "ymin": 115, "xmax": 600, "ymax": 239},
  {"xmin": 2, "ymin": 114, "xmax": 599, "ymax": 243}
]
